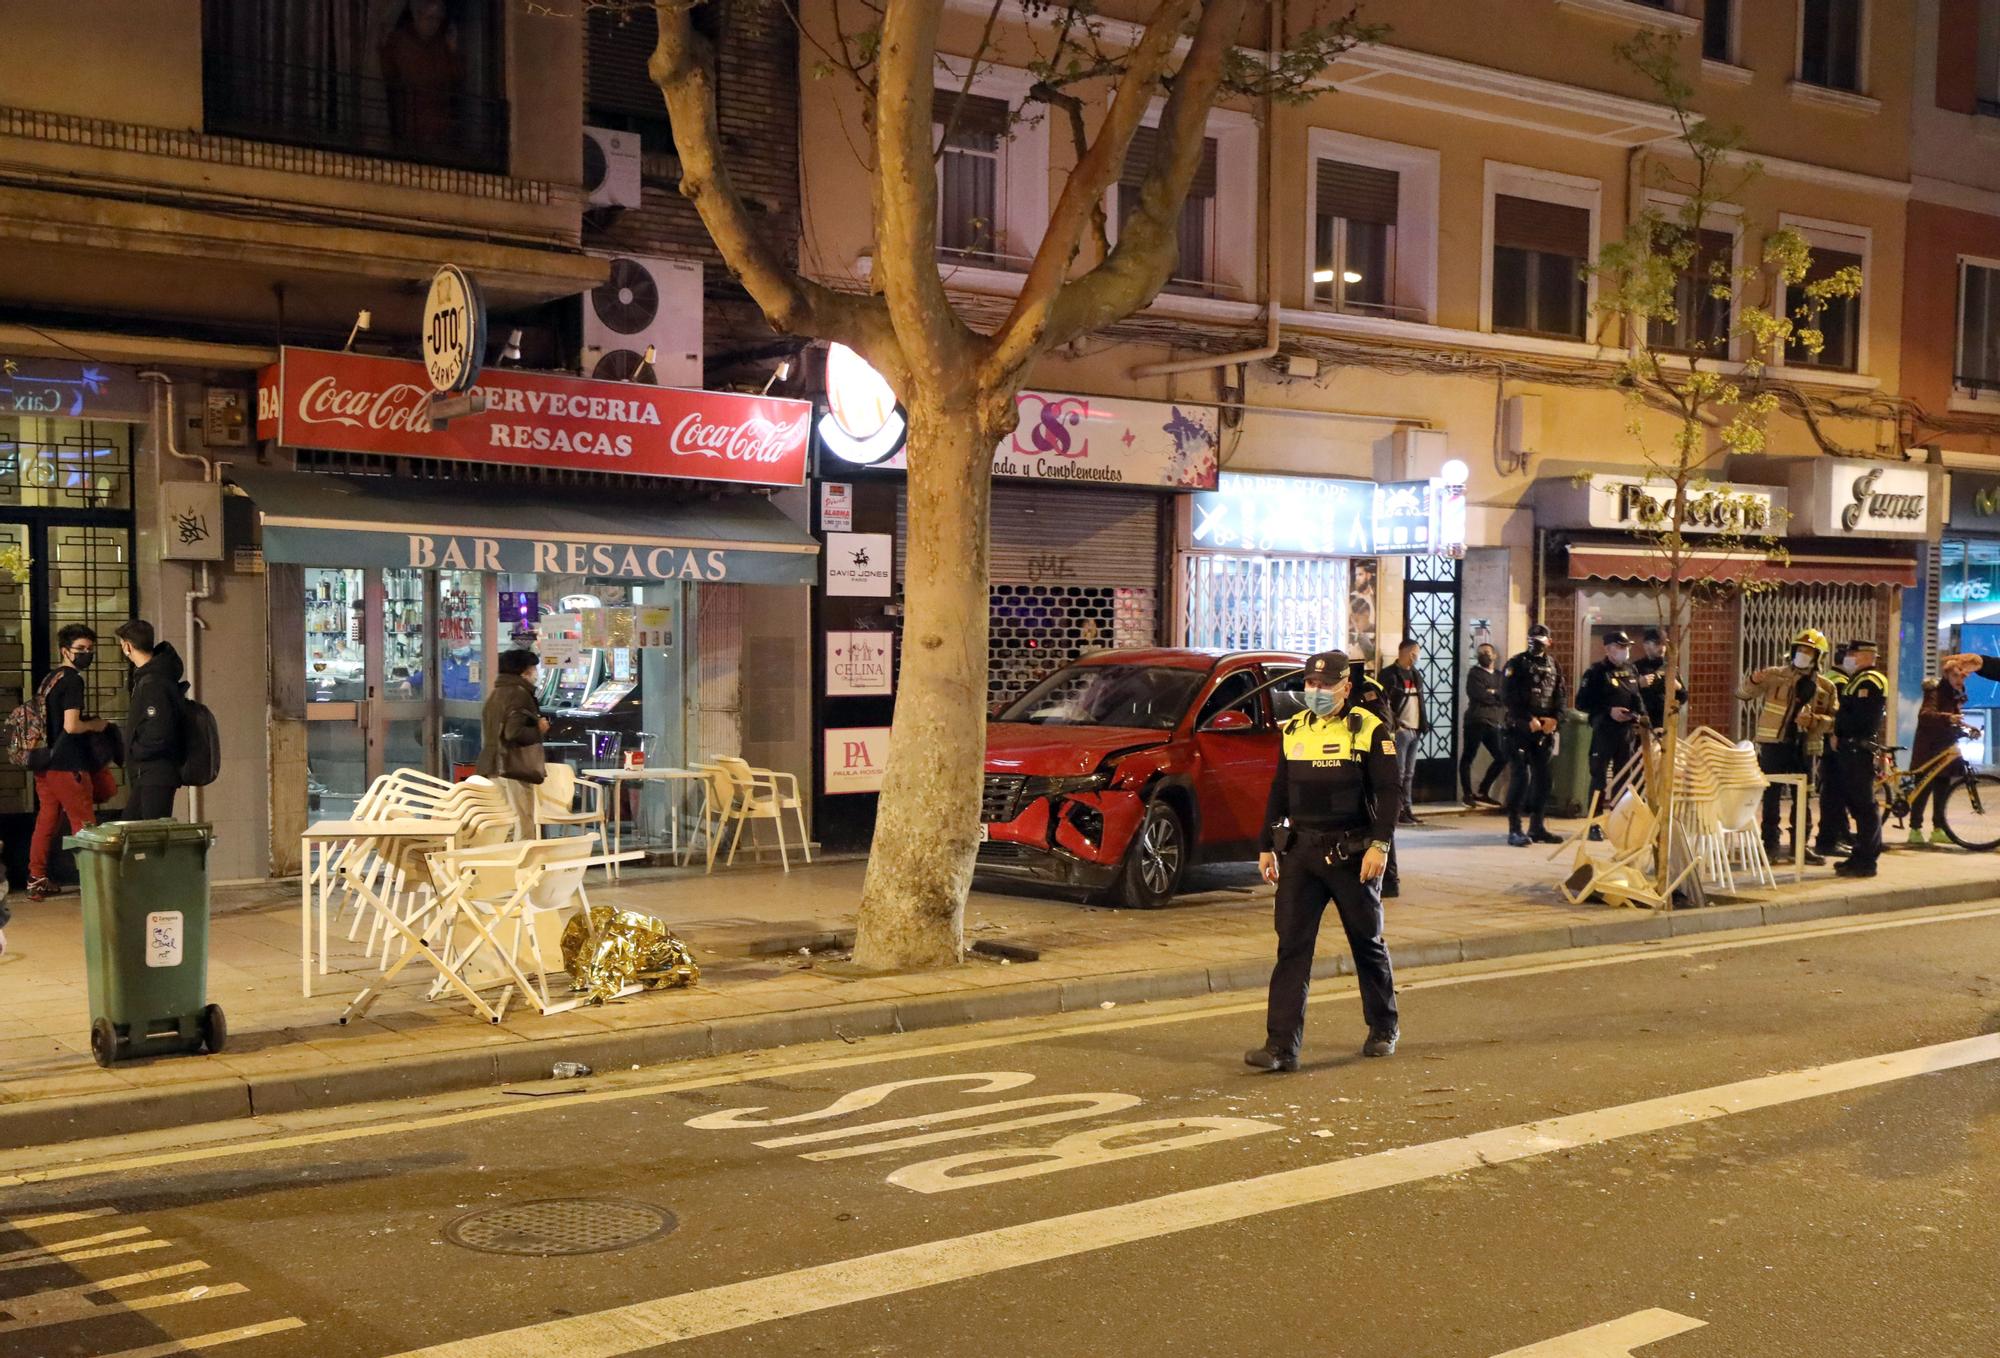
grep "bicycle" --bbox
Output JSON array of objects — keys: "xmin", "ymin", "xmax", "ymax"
[{"xmin": 1871, "ymin": 727, "xmax": 2000, "ymax": 852}]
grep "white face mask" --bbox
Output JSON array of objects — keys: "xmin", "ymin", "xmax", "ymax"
[
  {"xmin": 1792, "ymin": 651, "xmax": 1815, "ymax": 670},
  {"xmin": 1606, "ymin": 647, "xmax": 1629, "ymax": 666},
  {"xmin": 1841, "ymin": 655, "xmax": 1865, "ymax": 675}
]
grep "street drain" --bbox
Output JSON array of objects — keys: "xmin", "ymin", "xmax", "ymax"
[{"xmin": 444, "ymin": 1198, "xmax": 677, "ymax": 1257}]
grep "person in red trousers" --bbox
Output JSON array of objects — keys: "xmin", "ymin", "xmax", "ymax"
[{"xmin": 28, "ymin": 625, "xmax": 115, "ymax": 900}]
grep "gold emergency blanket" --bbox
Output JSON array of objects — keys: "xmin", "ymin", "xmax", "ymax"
[{"xmin": 561, "ymin": 905, "xmax": 700, "ymax": 1002}]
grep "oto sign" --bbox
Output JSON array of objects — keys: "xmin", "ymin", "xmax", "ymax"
[
  {"xmin": 421, "ymin": 265, "xmax": 486, "ymax": 395},
  {"xmin": 257, "ymin": 347, "xmax": 810, "ymax": 487}
]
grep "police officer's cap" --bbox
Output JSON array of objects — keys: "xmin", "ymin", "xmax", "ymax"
[
  {"xmin": 1527, "ymin": 622, "xmax": 1551, "ymax": 640},
  {"xmin": 1603, "ymin": 629, "xmax": 1632, "ymax": 646},
  {"xmin": 1304, "ymin": 649, "xmax": 1350, "ymax": 682},
  {"xmin": 1844, "ymin": 637, "xmax": 1878, "ymax": 653}
]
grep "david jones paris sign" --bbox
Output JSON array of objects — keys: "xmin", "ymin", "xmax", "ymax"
[{"xmin": 257, "ymin": 348, "xmax": 810, "ymax": 487}]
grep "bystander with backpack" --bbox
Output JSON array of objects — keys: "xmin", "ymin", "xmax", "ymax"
[
  {"xmin": 10, "ymin": 625, "xmax": 115, "ymax": 900},
  {"xmin": 117, "ymin": 620, "xmax": 187, "ymax": 821}
]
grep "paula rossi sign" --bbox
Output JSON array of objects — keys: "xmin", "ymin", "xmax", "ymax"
[
  {"xmin": 823, "ymin": 726, "xmax": 891, "ymax": 795},
  {"xmin": 257, "ymin": 347, "xmax": 810, "ymax": 487}
]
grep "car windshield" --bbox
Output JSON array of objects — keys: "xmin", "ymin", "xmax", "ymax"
[{"xmin": 998, "ymin": 664, "xmax": 1207, "ymax": 730}]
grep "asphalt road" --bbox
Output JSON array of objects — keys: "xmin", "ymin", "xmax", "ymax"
[{"xmin": 3, "ymin": 901, "xmax": 1997, "ymax": 1358}]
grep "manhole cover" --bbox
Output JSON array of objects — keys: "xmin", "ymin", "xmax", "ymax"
[{"xmin": 444, "ymin": 1198, "xmax": 677, "ymax": 1256}]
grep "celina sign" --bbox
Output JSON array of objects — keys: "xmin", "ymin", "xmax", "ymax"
[{"xmin": 258, "ymin": 348, "xmax": 810, "ymax": 486}]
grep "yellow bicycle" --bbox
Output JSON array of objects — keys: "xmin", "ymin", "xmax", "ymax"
[{"xmin": 1874, "ymin": 730, "xmax": 2000, "ymax": 852}]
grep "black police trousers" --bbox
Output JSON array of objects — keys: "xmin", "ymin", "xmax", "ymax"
[
  {"xmin": 1507, "ymin": 731, "xmax": 1554, "ymax": 834},
  {"xmin": 1815, "ymin": 748, "xmax": 1852, "ymax": 851},
  {"xmin": 1833, "ymin": 746, "xmax": 1882, "ymax": 868},
  {"xmin": 1265, "ymin": 846, "xmax": 1397, "ymax": 1059}
]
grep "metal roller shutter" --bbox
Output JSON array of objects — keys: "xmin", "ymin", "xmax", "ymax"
[{"xmin": 896, "ymin": 484, "xmax": 1165, "ymax": 705}]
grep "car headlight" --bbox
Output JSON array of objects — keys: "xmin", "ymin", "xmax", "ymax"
[{"xmin": 1025, "ymin": 772, "xmax": 1110, "ymax": 798}]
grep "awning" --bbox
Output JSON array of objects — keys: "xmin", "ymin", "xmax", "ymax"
[
  {"xmin": 231, "ymin": 467, "xmax": 818, "ymax": 587},
  {"xmin": 1566, "ymin": 544, "xmax": 1916, "ymax": 589}
]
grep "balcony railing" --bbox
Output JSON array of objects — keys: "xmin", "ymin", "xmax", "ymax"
[{"xmin": 203, "ymin": 55, "xmax": 509, "ymax": 175}]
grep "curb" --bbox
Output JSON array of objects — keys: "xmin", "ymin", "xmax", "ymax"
[{"xmin": 4, "ymin": 877, "xmax": 1994, "ymax": 1151}]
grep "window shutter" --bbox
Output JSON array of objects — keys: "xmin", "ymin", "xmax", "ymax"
[
  {"xmin": 588, "ymin": 9, "xmax": 667, "ymax": 121},
  {"xmin": 933, "ymin": 90, "xmax": 1013, "ymax": 147},
  {"xmin": 1120, "ymin": 127, "xmax": 1219, "ymax": 197},
  {"xmin": 1316, "ymin": 159, "xmax": 1400, "ymax": 227},
  {"xmin": 1494, "ymin": 194, "xmax": 1591, "ymax": 258}
]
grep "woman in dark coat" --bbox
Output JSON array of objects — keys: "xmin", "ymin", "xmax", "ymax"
[{"xmin": 1908, "ymin": 675, "xmax": 1966, "ymax": 845}]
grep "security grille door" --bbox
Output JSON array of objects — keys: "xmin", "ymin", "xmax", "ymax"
[
  {"xmin": 1402, "ymin": 554, "xmax": 1461, "ymax": 804},
  {"xmin": 898, "ymin": 484, "xmax": 1163, "ymax": 707},
  {"xmin": 1180, "ymin": 553, "xmax": 1347, "ymax": 653},
  {"xmin": 1739, "ymin": 583, "xmax": 1879, "ymax": 737}
]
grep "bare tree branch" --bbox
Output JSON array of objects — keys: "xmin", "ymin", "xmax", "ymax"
[
  {"xmin": 873, "ymin": 0, "xmax": 976, "ymax": 376},
  {"xmin": 651, "ymin": 0, "xmax": 903, "ymax": 378}
]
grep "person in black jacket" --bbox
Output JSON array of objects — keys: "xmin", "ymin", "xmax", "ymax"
[
  {"xmin": 116, "ymin": 620, "xmax": 186, "ymax": 821},
  {"xmin": 1460, "ymin": 643, "xmax": 1505, "ymax": 806},
  {"xmin": 1376, "ymin": 639, "xmax": 1426, "ymax": 825},
  {"xmin": 1247, "ymin": 649, "xmax": 1401, "ymax": 1071},
  {"xmin": 1633, "ymin": 628, "xmax": 1685, "ymax": 731},
  {"xmin": 1502, "ymin": 623, "xmax": 1565, "ymax": 847},
  {"xmin": 1576, "ymin": 630, "xmax": 1642, "ymax": 838},
  {"xmin": 1832, "ymin": 639, "xmax": 1890, "ymax": 879}
]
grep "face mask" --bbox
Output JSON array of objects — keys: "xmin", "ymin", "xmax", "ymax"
[
  {"xmin": 1528, "ymin": 638, "xmax": 1548, "ymax": 653},
  {"xmin": 70, "ymin": 650, "xmax": 94, "ymax": 671},
  {"xmin": 1478, "ymin": 654, "xmax": 1495, "ymax": 669},
  {"xmin": 1607, "ymin": 647, "xmax": 1629, "ymax": 666},
  {"xmin": 1303, "ymin": 688, "xmax": 1338, "ymax": 718},
  {"xmin": 1841, "ymin": 655, "xmax": 1864, "ymax": 676},
  {"xmin": 1791, "ymin": 651, "xmax": 1815, "ymax": 670}
]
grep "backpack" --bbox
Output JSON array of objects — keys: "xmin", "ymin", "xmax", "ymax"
[
  {"xmin": 5, "ymin": 672, "xmax": 63, "ymax": 771},
  {"xmin": 177, "ymin": 691, "xmax": 221, "ymax": 788}
]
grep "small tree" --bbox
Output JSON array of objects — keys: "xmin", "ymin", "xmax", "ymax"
[
  {"xmin": 1589, "ymin": 33, "xmax": 1863, "ymax": 892},
  {"xmin": 645, "ymin": 0, "xmax": 1381, "ymax": 967}
]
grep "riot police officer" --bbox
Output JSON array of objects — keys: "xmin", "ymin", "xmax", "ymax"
[
  {"xmin": 1833, "ymin": 639, "xmax": 1889, "ymax": 878},
  {"xmin": 1502, "ymin": 623, "xmax": 1565, "ymax": 847},
  {"xmin": 1576, "ymin": 630, "xmax": 1643, "ymax": 835},
  {"xmin": 1634, "ymin": 628, "xmax": 1685, "ymax": 731},
  {"xmin": 1247, "ymin": 649, "xmax": 1400, "ymax": 1071}
]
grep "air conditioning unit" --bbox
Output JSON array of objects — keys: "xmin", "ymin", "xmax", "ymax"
[
  {"xmin": 582, "ymin": 254, "xmax": 702, "ymax": 388},
  {"xmin": 582, "ymin": 125, "xmax": 641, "ymax": 209}
]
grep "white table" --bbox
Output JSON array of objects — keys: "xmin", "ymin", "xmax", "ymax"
[
  {"xmin": 299, "ymin": 817, "xmax": 461, "ymax": 996},
  {"xmin": 582, "ymin": 768, "xmax": 709, "ymax": 875},
  {"xmin": 1764, "ymin": 773, "xmax": 1810, "ymax": 884}
]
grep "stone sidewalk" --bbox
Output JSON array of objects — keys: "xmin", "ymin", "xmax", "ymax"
[{"xmin": 3, "ymin": 806, "xmax": 1995, "ymax": 1148}]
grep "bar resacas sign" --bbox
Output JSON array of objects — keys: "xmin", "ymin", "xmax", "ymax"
[{"xmin": 257, "ymin": 347, "xmax": 809, "ymax": 487}]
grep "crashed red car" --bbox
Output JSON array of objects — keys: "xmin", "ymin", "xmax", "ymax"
[{"xmin": 977, "ymin": 648, "xmax": 1307, "ymax": 907}]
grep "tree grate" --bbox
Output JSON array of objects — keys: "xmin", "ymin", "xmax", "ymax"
[{"xmin": 443, "ymin": 1198, "xmax": 677, "ymax": 1257}]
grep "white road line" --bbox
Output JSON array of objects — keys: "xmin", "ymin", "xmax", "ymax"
[
  {"xmin": 0, "ymin": 1238, "xmax": 172, "ymax": 1273},
  {"xmin": 93, "ymin": 1317, "xmax": 307, "ymax": 1358},
  {"xmin": 386, "ymin": 1032, "xmax": 2000, "ymax": 1358},
  {"xmin": 1, "ymin": 1208, "xmax": 117, "ymax": 1230},
  {"xmin": 1493, "ymin": 1309, "xmax": 1707, "ymax": 1357},
  {"xmin": 0, "ymin": 1261, "xmax": 211, "ymax": 1311},
  {"xmin": 0, "ymin": 1281, "xmax": 249, "ymax": 1335},
  {"xmin": 0, "ymin": 1226, "xmax": 148, "ymax": 1264},
  {"xmin": 6, "ymin": 899, "xmax": 1998, "ymax": 1190}
]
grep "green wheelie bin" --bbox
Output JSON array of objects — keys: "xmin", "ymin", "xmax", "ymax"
[
  {"xmin": 1546, "ymin": 709, "xmax": 1596, "ymax": 819},
  {"xmin": 66, "ymin": 820, "xmax": 224, "ymax": 1067}
]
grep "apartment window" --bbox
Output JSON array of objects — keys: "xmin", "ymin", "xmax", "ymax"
[
  {"xmin": 934, "ymin": 90, "xmax": 1013, "ymax": 264},
  {"xmin": 1702, "ymin": 0, "xmax": 1734, "ymax": 62},
  {"xmin": 202, "ymin": 0, "xmax": 508, "ymax": 172},
  {"xmin": 1960, "ymin": 262, "xmax": 2000, "ymax": 394},
  {"xmin": 1117, "ymin": 126, "xmax": 1220, "ymax": 291},
  {"xmin": 1314, "ymin": 159, "xmax": 1400, "ymax": 315},
  {"xmin": 1492, "ymin": 194, "xmax": 1592, "ymax": 340},
  {"xmin": 1785, "ymin": 246, "xmax": 1863, "ymax": 371},
  {"xmin": 1648, "ymin": 227, "xmax": 1735, "ymax": 356},
  {"xmin": 587, "ymin": 5, "xmax": 718, "ymax": 152},
  {"xmin": 1799, "ymin": 0, "xmax": 1864, "ymax": 93}
]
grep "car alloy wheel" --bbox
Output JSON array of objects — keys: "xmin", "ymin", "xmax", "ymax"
[{"xmin": 1138, "ymin": 812, "xmax": 1183, "ymax": 895}]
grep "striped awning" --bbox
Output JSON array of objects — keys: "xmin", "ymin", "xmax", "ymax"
[{"xmin": 1566, "ymin": 544, "xmax": 1916, "ymax": 588}]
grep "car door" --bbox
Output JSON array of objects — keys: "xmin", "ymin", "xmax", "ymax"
[{"xmin": 1189, "ymin": 663, "xmax": 1277, "ymax": 852}]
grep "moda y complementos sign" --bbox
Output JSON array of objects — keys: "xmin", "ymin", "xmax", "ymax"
[
  {"xmin": 256, "ymin": 348, "xmax": 810, "ymax": 487},
  {"xmin": 814, "ymin": 345, "xmax": 1219, "ymax": 491}
]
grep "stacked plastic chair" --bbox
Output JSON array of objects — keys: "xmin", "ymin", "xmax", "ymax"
[{"xmin": 1672, "ymin": 729, "xmax": 1772, "ymax": 893}]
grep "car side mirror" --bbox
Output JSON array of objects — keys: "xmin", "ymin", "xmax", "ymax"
[{"xmin": 1201, "ymin": 709, "xmax": 1255, "ymax": 733}]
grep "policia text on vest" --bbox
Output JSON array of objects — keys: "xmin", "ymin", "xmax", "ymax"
[{"xmin": 1247, "ymin": 649, "xmax": 1401, "ymax": 1073}]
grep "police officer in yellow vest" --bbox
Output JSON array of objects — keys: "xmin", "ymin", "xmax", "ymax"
[
  {"xmin": 1832, "ymin": 639, "xmax": 1890, "ymax": 878},
  {"xmin": 1247, "ymin": 650, "xmax": 1400, "ymax": 1072}
]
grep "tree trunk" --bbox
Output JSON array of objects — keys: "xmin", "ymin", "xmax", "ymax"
[{"xmin": 853, "ymin": 395, "xmax": 994, "ymax": 970}]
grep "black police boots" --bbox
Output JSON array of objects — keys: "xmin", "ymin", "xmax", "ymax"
[{"xmin": 1243, "ymin": 1046, "xmax": 1298, "ymax": 1072}]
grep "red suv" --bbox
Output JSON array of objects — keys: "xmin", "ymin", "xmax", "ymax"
[{"xmin": 978, "ymin": 649, "xmax": 1307, "ymax": 908}]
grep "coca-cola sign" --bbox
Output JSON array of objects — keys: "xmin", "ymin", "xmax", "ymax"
[{"xmin": 257, "ymin": 347, "xmax": 809, "ymax": 486}]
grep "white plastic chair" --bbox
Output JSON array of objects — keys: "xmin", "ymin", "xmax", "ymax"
[
  {"xmin": 715, "ymin": 756, "xmax": 810, "ymax": 872},
  {"xmin": 535, "ymin": 763, "xmax": 609, "ymax": 847}
]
